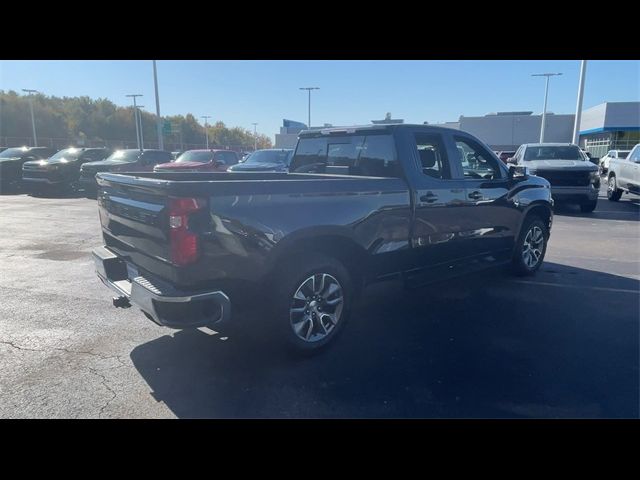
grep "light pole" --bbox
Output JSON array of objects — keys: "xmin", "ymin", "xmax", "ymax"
[
  {"xmin": 532, "ymin": 73, "xmax": 562, "ymax": 143},
  {"xmin": 201, "ymin": 116, "xmax": 211, "ymax": 149},
  {"xmin": 22, "ymin": 89, "xmax": 39, "ymax": 146},
  {"xmin": 137, "ymin": 105, "xmax": 145, "ymax": 149},
  {"xmin": 153, "ymin": 61, "xmax": 164, "ymax": 150},
  {"xmin": 251, "ymin": 123, "xmax": 258, "ymax": 151},
  {"xmin": 126, "ymin": 94, "xmax": 143, "ymax": 150},
  {"xmin": 299, "ymin": 87, "xmax": 320, "ymax": 128},
  {"xmin": 572, "ymin": 61, "xmax": 587, "ymax": 145}
]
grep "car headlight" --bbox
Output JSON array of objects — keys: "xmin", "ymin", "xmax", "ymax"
[{"xmin": 590, "ymin": 171, "xmax": 599, "ymax": 183}]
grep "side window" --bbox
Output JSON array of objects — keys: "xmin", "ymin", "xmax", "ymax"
[
  {"xmin": 414, "ymin": 133, "xmax": 450, "ymax": 180},
  {"xmin": 629, "ymin": 147, "xmax": 640, "ymax": 163},
  {"xmin": 291, "ymin": 137, "xmax": 328, "ymax": 172},
  {"xmin": 454, "ymin": 136, "xmax": 503, "ymax": 180},
  {"xmin": 356, "ymin": 134, "xmax": 399, "ymax": 177}
]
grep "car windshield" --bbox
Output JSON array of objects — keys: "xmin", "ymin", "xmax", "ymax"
[
  {"xmin": 245, "ymin": 150, "xmax": 291, "ymax": 165},
  {"xmin": 48, "ymin": 148, "xmax": 82, "ymax": 162},
  {"xmin": 524, "ymin": 146, "xmax": 584, "ymax": 161},
  {"xmin": 0, "ymin": 147, "xmax": 30, "ymax": 158},
  {"xmin": 104, "ymin": 150, "xmax": 140, "ymax": 162},
  {"xmin": 175, "ymin": 151, "xmax": 214, "ymax": 163}
]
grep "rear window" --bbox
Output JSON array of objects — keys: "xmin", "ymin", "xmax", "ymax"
[
  {"xmin": 176, "ymin": 151, "xmax": 214, "ymax": 163},
  {"xmin": 290, "ymin": 134, "xmax": 399, "ymax": 177}
]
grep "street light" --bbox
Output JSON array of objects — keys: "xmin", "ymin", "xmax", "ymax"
[
  {"xmin": 572, "ymin": 61, "xmax": 588, "ymax": 145},
  {"xmin": 126, "ymin": 94, "xmax": 143, "ymax": 150},
  {"xmin": 152, "ymin": 61, "xmax": 163, "ymax": 150},
  {"xmin": 299, "ymin": 87, "xmax": 320, "ymax": 129},
  {"xmin": 201, "ymin": 116, "xmax": 211, "ymax": 149},
  {"xmin": 251, "ymin": 123, "xmax": 258, "ymax": 151},
  {"xmin": 22, "ymin": 89, "xmax": 39, "ymax": 146},
  {"xmin": 136, "ymin": 105, "xmax": 145, "ymax": 149},
  {"xmin": 531, "ymin": 73, "xmax": 562, "ymax": 143}
]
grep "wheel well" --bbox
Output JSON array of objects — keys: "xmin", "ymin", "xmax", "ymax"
[
  {"xmin": 525, "ymin": 204, "xmax": 552, "ymax": 231},
  {"xmin": 273, "ymin": 236, "xmax": 368, "ymax": 290}
]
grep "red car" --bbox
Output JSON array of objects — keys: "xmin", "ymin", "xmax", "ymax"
[{"xmin": 153, "ymin": 149, "xmax": 239, "ymax": 173}]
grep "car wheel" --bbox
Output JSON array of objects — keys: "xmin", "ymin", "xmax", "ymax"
[
  {"xmin": 512, "ymin": 216, "xmax": 548, "ymax": 276},
  {"xmin": 580, "ymin": 200, "xmax": 598, "ymax": 213},
  {"xmin": 607, "ymin": 175, "xmax": 622, "ymax": 202},
  {"xmin": 270, "ymin": 253, "xmax": 352, "ymax": 354}
]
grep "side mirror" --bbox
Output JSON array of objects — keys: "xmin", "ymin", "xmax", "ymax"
[{"xmin": 509, "ymin": 165, "xmax": 529, "ymax": 179}]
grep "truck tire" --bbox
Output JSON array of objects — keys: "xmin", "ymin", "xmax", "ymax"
[
  {"xmin": 607, "ymin": 175, "xmax": 622, "ymax": 202},
  {"xmin": 580, "ymin": 200, "xmax": 598, "ymax": 213},
  {"xmin": 270, "ymin": 252, "xmax": 353, "ymax": 354},
  {"xmin": 511, "ymin": 216, "xmax": 549, "ymax": 276}
]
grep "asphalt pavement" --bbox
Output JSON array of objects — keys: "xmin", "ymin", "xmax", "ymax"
[{"xmin": 0, "ymin": 184, "xmax": 638, "ymax": 418}]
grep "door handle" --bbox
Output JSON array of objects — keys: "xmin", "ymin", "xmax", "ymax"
[
  {"xmin": 420, "ymin": 192, "xmax": 438, "ymax": 203},
  {"xmin": 468, "ymin": 191, "xmax": 483, "ymax": 200}
]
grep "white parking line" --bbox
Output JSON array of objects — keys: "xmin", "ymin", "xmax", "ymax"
[{"xmin": 510, "ymin": 280, "xmax": 639, "ymax": 294}]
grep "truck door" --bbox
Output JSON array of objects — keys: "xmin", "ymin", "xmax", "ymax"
[
  {"xmin": 446, "ymin": 133, "xmax": 520, "ymax": 262},
  {"xmin": 402, "ymin": 129, "xmax": 471, "ymax": 287}
]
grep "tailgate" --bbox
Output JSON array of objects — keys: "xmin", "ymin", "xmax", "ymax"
[{"xmin": 97, "ymin": 174, "xmax": 172, "ymax": 270}]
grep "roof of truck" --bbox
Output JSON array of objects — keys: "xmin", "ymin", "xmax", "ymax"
[{"xmin": 298, "ymin": 123, "xmax": 461, "ymax": 137}]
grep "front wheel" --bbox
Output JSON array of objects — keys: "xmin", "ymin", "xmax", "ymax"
[
  {"xmin": 580, "ymin": 200, "xmax": 598, "ymax": 213},
  {"xmin": 270, "ymin": 253, "xmax": 352, "ymax": 354},
  {"xmin": 512, "ymin": 217, "xmax": 549, "ymax": 276},
  {"xmin": 607, "ymin": 175, "xmax": 622, "ymax": 201}
]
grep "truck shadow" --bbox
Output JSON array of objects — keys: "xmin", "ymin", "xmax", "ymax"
[{"xmin": 129, "ymin": 262, "xmax": 639, "ymax": 418}]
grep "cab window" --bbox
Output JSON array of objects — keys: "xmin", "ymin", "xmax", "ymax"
[{"xmin": 454, "ymin": 136, "xmax": 502, "ymax": 180}]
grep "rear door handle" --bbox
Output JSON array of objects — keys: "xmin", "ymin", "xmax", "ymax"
[
  {"xmin": 468, "ymin": 191, "xmax": 483, "ymax": 200},
  {"xmin": 420, "ymin": 192, "xmax": 438, "ymax": 203}
]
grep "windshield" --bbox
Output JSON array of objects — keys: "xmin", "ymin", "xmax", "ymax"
[
  {"xmin": 245, "ymin": 150, "xmax": 292, "ymax": 165},
  {"xmin": 524, "ymin": 146, "xmax": 584, "ymax": 161},
  {"xmin": 0, "ymin": 147, "xmax": 30, "ymax": 158},
  {"xmin": 48, "ymin": 148, "xmax": 82, "ymax": 162},
  {"xmin": 104, "ymin": 150, "xmax": 141, "ymax": 163},
  {"xmin": 175, "ymin": 151, "xmax": 214, "ymax": 163}
]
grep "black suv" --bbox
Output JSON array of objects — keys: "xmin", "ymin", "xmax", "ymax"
[
  {"xmin": 0, "ymin": 146, "xmax": 58, "ymax": 191},
  {"xmin": 22, "ymin": 147, "xmax": 112, "ymax": 192}
]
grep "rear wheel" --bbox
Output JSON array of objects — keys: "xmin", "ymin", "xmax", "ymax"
[
  {"xmin": 580, "ymin": 200, "xmax": 598, "ymax": 213},
  {"xmin": 607, "ymin": 175, "xmax": 622, "ymax": 202},
  {"xmin": 270, "ymin": 253, "xmax": 352, "ymax": 354},
  {"xmin": 511, "ymin": 216, "xmax": 548, "ymax": 276}
]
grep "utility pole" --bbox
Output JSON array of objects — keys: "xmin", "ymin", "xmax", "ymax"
[
  {"xmin": 299, "ymin": 87, "xmax": 320, "ymax": 128},
  {"xmin": 201, "ymin": 116, "xmax": 211, "ymax": 149},
  {"xmin": 252, "ymin": 123, "xmax": 258, "ymax": 151},
  {"xmin": 153, "ymin": 60, "xmax": 164, "ymax": 150},
  {"xmin": 126, "ymin": 94, "xmax": 143, "ymax": 150},
  {"xmin": 572, "ymin": 61, "xmax": 587, "ymax": 145},
  {"xmin": 22, "ymin": 89, "xmax": 39, "ymax": 146},
  {"xmin": 531, "ymin": 73, "xmax": 562, "ymax": 143}
]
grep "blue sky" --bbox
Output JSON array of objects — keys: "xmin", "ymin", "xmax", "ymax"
[{"xmin": 1, "ymin": 60, "xmax": 638, "ymax": 141}]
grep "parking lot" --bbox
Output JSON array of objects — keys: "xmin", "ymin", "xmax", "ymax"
[{"xmin": 0, "ymin": 184, "xmax": 638, "ymax": 418}]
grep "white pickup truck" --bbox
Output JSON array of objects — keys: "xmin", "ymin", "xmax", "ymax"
[{"xmin": 607, "ymin": 143, "xmax": 640, "ymax": 201}]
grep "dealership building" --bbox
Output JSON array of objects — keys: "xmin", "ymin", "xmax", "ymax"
[
  {"xmin": 433, "ymin": 101, "xmax": 639, "ymax": 156},
  {"xmin": 275, "ymin": 102, "xmax": 639, "ymax": 157}
]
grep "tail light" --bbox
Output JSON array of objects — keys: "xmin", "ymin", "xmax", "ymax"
[{"xmin": 168, "ymin": 197, "xmax": 206, "ymax": 266}]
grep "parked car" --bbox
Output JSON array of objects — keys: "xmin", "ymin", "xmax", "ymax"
[
  {"xmin": 79, "ymin": 149, "xmax": 173, "ymax": 193},
  {"xmin": 496, "ymin": 151, "xmax": 516, "ymax": 164},
  {"xmin": 92, "ymin": 124, "xmax": 553, "ymax": 353},
  {"xmin": 153, "ymin": 149, "xmax": 239, "ymax": 173},
  {"xmin": 0, "ymin": 146, "xmax": 58, "ymax": 190},
  {"xmin": 227, "ymin": 149, "xmax": 293, "ymax": 172},
  {"xmin": 508, "ymin": 143, "xmax": 599, "ymax": 213},
  {"xmin": 599, "ymin": 149, "xmax": 631, "ymax": 176},
  {"xmin": 607, "ymin": 143, "xmax": 640, "ymax": 201},
  {"xmin": 22, "ymin": 147, "xmax": 112, "ymax": 191}
]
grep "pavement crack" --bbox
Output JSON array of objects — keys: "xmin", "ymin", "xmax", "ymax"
[
  {"xmin": 0, "ymin": 340, "xmax": 42, "ymax": 352},
  {"xmin": 87, "ymin": 367, "xmax": 118, "ymax": 418}
]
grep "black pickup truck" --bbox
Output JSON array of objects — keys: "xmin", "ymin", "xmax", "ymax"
[{"xmin": 93, "ymin": 124, "xmax": 553, "ymax": 352}]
